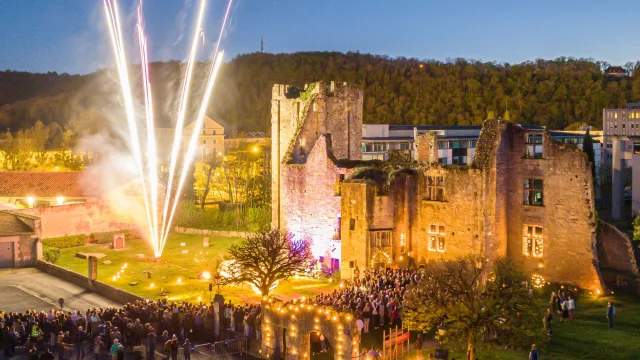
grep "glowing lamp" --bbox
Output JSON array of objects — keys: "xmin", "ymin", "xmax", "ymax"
[
  {"xmin": 177, "ymin": 278, "xmax": 182, "ymax": 284},
  {"xmin": 112, "ymin": 276, "xmax": 116, "ymax": 281},
  {"xmin": 124, "ymin": 263, "xmax": 128, "ymax": 268},
  {"xmin": 56, "ymin": 196, "xmax": 64, "ymax": 206},
  {"xmin": 197, "ymin": 296, "xmax": 202, "ymax": 301},
  {"xmin": 27, "ymin": 197, "xmax": 35, "ymax": 207},
  {"xmin": 150, "ymin": 283, "xmax": 155, "ymax": 288},
  {"xmin": 252, "ymin": 145, "xmax": 259, "ymax": 153}
]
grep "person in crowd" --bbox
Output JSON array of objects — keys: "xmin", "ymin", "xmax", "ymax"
[
  {"xmin": 183, "ymin": 338, "xmax": 192, "ymax": 360},
  {"xmin": 567, "ymin": 296, "xmax": 576, "ymax": 321},
  {"xmin": 607, "ymin": 301, "xmax": 615, "ymax": 329},
  {"xmin": 169, "ymin": 334, "xmax": 179, "ymax": 360},
  {"xmin": 110, "ymin": 339, "xmax": 120, "ymax": 360},
  {"xmin": 529, "ymin": 344, "xmax": 538, "ymax": 360},
  {"xmin": 543, "ymin": 308, "xmax": 553, "ymax": 336}
]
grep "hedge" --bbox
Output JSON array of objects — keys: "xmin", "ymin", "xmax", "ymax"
[
  {"xmin": 42, "ymin": 246, "xmax": 61, "ymax": 264},
  {"xmin": 42, "ymin": 234, "xmax": 88, "ymax": 248},
  {"xmin": 174, "ymin": 201, "xmax": 270, "ymax": 231},
  {"xmin": 42, "ymin": 229, "xmax": 143, "ymax": 248}
]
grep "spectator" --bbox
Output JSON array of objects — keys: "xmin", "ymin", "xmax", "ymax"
[
  {"xmin": 110, "ymin": 339, "xmax": 120, "ymax": 360},
  {"xmin": 529, "ymin": 344, "xmax": 538, "ymax": 360},
  {"xmin": 607, "ymin": 302, "xmax": 615, "ymax": 329}
]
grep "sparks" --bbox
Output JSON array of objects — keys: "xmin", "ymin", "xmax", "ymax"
[{"xmin": 103, "ymin": 0, "xmax": 233, "ymax": 257}]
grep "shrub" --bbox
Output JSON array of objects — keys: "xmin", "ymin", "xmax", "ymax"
[
  {"xmin": 42, "ymin": 246, "xmax": 61, "ymax": 264},
  {"xmin": 246, "ymin": 207, "xmax": 271, "ymax": 232},
  {"xmin": 92, "ymin": 229, "xmax": 143, "ymax": 244},
  {"xmin": 42, "ymin": 234, "xmax": 88, "ymax": 248}
]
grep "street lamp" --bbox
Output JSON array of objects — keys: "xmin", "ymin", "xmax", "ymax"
[{"xmin": 252, "ymin": 145, "xmax": 260, "ymax": 153}]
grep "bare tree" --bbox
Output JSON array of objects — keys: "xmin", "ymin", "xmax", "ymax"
[
  {"xmin": 194, "ymin": 154, "xmax": 221, "ymax": 209},
  {"xmin": 227, "ymin": 229, "xmax": 312, "ymax": 295}
]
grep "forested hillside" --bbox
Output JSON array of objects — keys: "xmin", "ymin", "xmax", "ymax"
[{"xmin": 1, "ymin": 52, "xmax": 639, "ymax": 134}]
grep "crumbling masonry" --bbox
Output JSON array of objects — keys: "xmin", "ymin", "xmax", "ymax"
[{"xmin": 272, "ymin": 81, "xmax": 636, "ymax": 291}]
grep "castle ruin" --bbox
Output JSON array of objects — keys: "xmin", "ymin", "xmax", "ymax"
[{"xmin": 271, "ymin": 81, "xmax": 638, "ymax": 291}]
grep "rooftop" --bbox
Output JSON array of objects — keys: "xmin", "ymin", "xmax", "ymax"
[
  {"xmin": 0, "ymin": 211, "xmax": 36, "ymax": 236},
  {"xmin": 0, "ymin": 172, "xmax": 102, "ymax": 197}
]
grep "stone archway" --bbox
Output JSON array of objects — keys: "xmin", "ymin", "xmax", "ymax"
[
  {"xmin": 261, "ymin": 300, "xmax": 360, "ymax": 360},
  {"xmin": 370, "ymin": 248, "xmax": 391, "ymax": 269}
]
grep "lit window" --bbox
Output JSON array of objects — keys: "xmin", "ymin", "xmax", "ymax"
[
  {"xmin": 523, "ymin": 225, "xmax": 543, "ymax": 257},
  {"xmin": 425, "ymin": 176, "xmax": 445, "ymax": 201},
  {"xmin": 202, "ymin": 140, "xmax": 206, "ymax": 145},
  {"xmin": 524, "ymin": 179, "xmax": 544, "ymax": 206},
  {"xmin": 428, "ymin": 225, "xmax": 445, "ymax": 252},
  {"xmin": 525, "ymin": 134, "xmax": 543, "ymax": 159},
  {"xmin": 349, "ymin": 218, "xmax": 356, "ymax": 231}
]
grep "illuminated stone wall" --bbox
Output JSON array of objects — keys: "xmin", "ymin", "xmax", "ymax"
[
  {"xmin": 261, "ymin": 300, "xmax": 359, "ymax": 360},
  {"xmin": 341, "ymin": 120, "xmax": 605, "ymax": 291},
  {"xmin": 271, "ymin": 82, "xmax": 363, "ymax": 265}
]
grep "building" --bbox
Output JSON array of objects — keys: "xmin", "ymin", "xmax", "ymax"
[
  {"xmin": 271, "ymin": 81, "xmax": 636, "ymax": 291},
  {"xmin": 157, "ymin": 116, "xmax": 225, "ymax": 159},
  {"xmin": 342, "ymin": 121, "xmax": 603, "ymax": 290},
  {"xmin": 602, "ymin": 103, "xmax": 640, "ymax": 219},
  {"xmin": 0, "ymin": 211, "xmax": 41, "ymax": 269},
  {"xmin": 362, "ymin": 124, "xmax": 601, "ymax": 166},
  {"xmin": 0, "ymin": 172, "xmax": 101, "ymax": 208},
  {"xmin": 604, "ymin": 66, "xmax": 627, "ymax": 78}
]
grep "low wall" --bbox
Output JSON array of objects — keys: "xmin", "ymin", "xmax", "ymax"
[
  {"xmin": 597, "ymin": 222, "xmax": 640, "ymax": 291},
  {"xmin": 14, "ymin": 201, "xmax": 138, "ymax": 238},
  {"xmin": 35, "ymin": 260, "xmax": 144, "ymax": 305},
  {"xmin": 174, "ymin": 226, "xmax": 252, "ymax": 238}
]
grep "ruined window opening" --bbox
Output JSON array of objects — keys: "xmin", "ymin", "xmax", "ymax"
[
  {"xmin": 525, "ymin": 133, "xmax": 543, "ymax": 159},
  {"xmin": 523, "ymin": 225, "xmax": 543, "ymax": 257},
  {"xmin": 335, "ymin": 174, "xmax": 345, "ymax": 196},
  {"xmin": 368, "ymin": 230, "xmax": 392, "ymax": 248},
  {"xmin": 428, "ymin": 224, "xmax": 445, "ymax": 252},
  {"xmin": 349, "ymin": 218, "xmax": 356, "ymax": 231},
  {"xmin": 524, "ymin": 179, "xmax": 544, "ymax": 206},
  {"xmin": 425, "ymin": 176, "xmax": 445, "ymax": 201}
]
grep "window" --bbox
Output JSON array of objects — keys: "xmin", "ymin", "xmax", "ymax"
[
  {"xmin": 202, "ymin": 140, "xmax": 207, "ymax": 145},
  {"xmin": 349, "ymin": 218, "xmax": 356, "ymax": 231},
  {"xmin": 524, "ymin": 179, "xmax": 544, "ymax": 206},
  {"xmin": 452, "ymin": 148, "xmax": 467, "ymax": 165},
  {"xmin": 439, "ymin": 157, "xmax": 448, "ymax": 165},
  {"xmin": 525, "ymin": 134, "xmax": 543, "ymax": 158},
  {"xmin": 369, "ymin": 230, "xmax": 392, "ymax": 248},
  {"xmin": 425, "ymin": 176, "xmax": 445, "ymax": 201},
  {"xmin": 523, "ymin": 225, "xmax": 543, "ymax": 257},
  {"xmin": 428, "ymin": 225, "xmax": 445, "ymax": 252}
]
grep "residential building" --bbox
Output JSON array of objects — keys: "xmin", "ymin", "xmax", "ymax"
[{"xmin": 157, "ymin": 116, "xmax": 225, "ymax": 159}]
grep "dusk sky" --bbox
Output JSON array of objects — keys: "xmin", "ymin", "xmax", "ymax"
[{"xmin": 2, "ymin": 0, "xmax": 640, "ymax": 75}]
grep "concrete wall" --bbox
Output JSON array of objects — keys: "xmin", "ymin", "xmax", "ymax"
[
  {"xmin": 14, "ymin": 201, "xmax": 138, "ymax": 238},
  {"xmin": 35, "ymin": 260, "xmax": 144, "ymax": 305}
]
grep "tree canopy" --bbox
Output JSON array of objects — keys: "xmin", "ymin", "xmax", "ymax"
[{"xmin": 2, "ymin": 53, "xmax": 640, "ymax": 134}]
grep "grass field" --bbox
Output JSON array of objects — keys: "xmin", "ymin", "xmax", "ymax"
[{"xmin": 57, "ymin": 233, "xmax": 337, "ymax": 304}]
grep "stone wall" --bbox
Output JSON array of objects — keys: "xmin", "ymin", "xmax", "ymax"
[
  {"xmin": 281, "ymin": 136, "xmax": 354, "ymax": 261},
  {"xmin": 271, "ymin": 82, "xmax": 363, "ymax": 231},
  {"xmin": 415, "ymin": 132, "xmax": 439, "ymax": 163},
  {"xmin": 0, "ymin": 235, "xmax": 39, "ymax": 268},
  {"xmin": 501, "ymin": 124, "xmax": 601, "ymax": 290},
  {"xmin": 14, "ymin": 201, "xmax": 138, "ymax": 239},
  {"xmin": 35, "ymin": 260, "xmax": 143, "ymax": 305},
  {"xmin": 596, "ymin": 222, "xmax": 640, "ymax": 289},
  {"xmin": 340, "ymin": 121, "xmax": 604, "ymax": 291},
  {"xmin": 173, "ymin": 227, "xmax": 251, "ymax": 238}
]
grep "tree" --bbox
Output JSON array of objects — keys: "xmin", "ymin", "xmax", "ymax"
[
  {"xmin": 583, "ymin": 129, "xmax": 596, "ymax": 182},
  {"xmin": 194, "ymin": 154, "xmax": 221, "ymax": 209},
  {"xmin": 29, "ymin": 120, "xmax": 50, "ymax": 167},
  {"xmin": 227, "ymin": 229, "xmax": 312, "ymax": 295},
  {"xmin": 402, "ymin": 256, "xmax": 542, "ymax": 360}
]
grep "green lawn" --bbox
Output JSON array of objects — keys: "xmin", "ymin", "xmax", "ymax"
[{"xmin": 57, "ymin": 233, "xmax": 337, "ymax": 304}]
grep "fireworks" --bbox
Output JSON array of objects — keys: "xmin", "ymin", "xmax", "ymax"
[{"xmin": 102, "ymin": 0, "xmax": 233, "ymax": 257}]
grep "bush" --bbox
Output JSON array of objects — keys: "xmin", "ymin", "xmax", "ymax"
[
  {"xmin": 246, "ymin": 207, "xmax": 271, "ymax": 232},
  {"xmin": 92, "ymin": 229, "xmax": 143, "ymax": 244},
  {"xmin": 42, "ymin": 246, "xmax": 61, "ymax": 264},
  {"xmin": 42, "ymin": 234, "xmax": 88, "ymax": 248}
]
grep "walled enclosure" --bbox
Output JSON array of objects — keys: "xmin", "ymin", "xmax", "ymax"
[
  {"xmin": 341, "ymin": 120, "xmax": 604, "ymax": 291},
  {"xmin": 261, "ymin": 300, "xmax": 359, "ymax": 360},
  {"xmin": 14, "ymin": 201, "xmax": 138, "ymax": 239},
  {"xmin": 271, "ymin": 82, "xmax": 363, "ymax": 263}
]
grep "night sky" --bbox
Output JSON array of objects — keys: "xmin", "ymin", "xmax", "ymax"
[{"xmin": 2, "ymin": 0, "xmax": 640, "ymax": 74}]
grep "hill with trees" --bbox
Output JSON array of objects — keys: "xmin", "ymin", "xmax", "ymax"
[{"xmin": 1, "ymin": 52, "xmax": 640, "ymax": 135}]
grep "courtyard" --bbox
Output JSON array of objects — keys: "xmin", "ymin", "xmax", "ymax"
[{"xmin": 56, "ymin": 232, "xmax": 338, "ymax": 304}]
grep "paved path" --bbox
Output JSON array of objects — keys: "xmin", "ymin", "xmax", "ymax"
[{"xmin": 0, "ymin": 267, "xmax": 120, "ymax": 311}]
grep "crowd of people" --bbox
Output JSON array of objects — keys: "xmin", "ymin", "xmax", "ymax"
[
  {"xmin": 0, "ymin": 298, "xmax": 260, "ymax": 360},
  {"xmin": 313, "ymin": 268, "xmax": 420, "ymax": 334}
]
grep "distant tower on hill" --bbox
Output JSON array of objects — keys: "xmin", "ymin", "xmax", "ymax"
[{"xmin": 261, "ymin": 36, "xmax": 264, "ymax": 53}]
